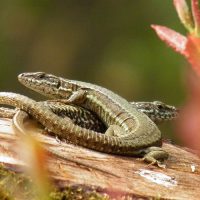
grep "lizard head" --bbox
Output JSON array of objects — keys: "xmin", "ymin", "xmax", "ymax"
[
  {"xmin": 134, "ymin": 101, "xmax": 179, "ymax": 123},
  {"xmin": 18, "ymin": 72, "xmax": 79, "ymax": 99}
]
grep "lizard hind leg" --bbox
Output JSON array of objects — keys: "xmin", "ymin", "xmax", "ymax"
[{"xmin": 142, "ymin": 147, "xmax": 169, "ymax": 168}]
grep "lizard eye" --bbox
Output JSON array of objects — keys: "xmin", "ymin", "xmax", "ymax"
[
  {"xmin": 36, "ymin": 72, "xmax": 45, "ymax": 79},
  {"xmin": 153, "ymin": 101, "xmax": 165, "ymax": 110},
  {"xmin": 157, "ymin": 104, "xmax": 164, "ymax": 109},
  {"xmin": 56, "ymin": 80, "xmax": 61, "ymax": 89}
]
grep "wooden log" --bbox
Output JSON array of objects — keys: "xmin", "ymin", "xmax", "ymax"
[{"xmin": 0, "ymin": 117, "xmax": 200, "ymax": 200}]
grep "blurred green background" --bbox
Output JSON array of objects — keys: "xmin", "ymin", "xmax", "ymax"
[{"xmin": 0, "ymin": 1, "xmax": 187, "ymax": 141}]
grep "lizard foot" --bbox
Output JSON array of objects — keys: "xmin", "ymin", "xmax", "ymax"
[{"xmin": 141, "ymin": 147, "xmax": 168, "ymax": 168}]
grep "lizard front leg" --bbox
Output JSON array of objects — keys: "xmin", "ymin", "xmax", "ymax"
[{"xmin": 49, "ymin": 89, "xmax": 87, "ymax": 105}]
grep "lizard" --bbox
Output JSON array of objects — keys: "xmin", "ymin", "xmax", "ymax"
[
  {"xmin": 0, "ymin": 93, "xmax": 178, "ymax": 176},
  {"xmin": 0, "ymin": 97, "xmax": 177, "ymax": 174},
  {"xmin": 0, "ymin": 92, "xmax": 167, "ymax": 167},
  {"xmin": 45, "ymin": 100, "xmax": 178, "ymax": 125},
  {"xmin": 0, "ymin": 100, "xmax": 178, "ymax": 134},
  {"xmin": 16, "ymin": 72, "xmax": 174, "ymax": 166}
]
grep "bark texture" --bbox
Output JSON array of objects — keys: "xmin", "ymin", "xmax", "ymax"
[{"xmin": 0, "ymin": 118, "xmax": 200, "ymax": 200}]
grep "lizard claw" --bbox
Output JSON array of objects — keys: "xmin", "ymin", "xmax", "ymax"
[
  {"xmin": 146, "ymin": 160, "xmax": 166, "ymax": 168},
  {"xmin": 139, "ymin": 157, "xmax": 166, "ymax": 168}
]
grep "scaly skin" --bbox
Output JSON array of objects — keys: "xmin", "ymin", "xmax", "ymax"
[
  {"xmin": 11, "ymin": 109, "xmax": 118, "ymax": 177},
  {"xmin": 17, "ymin": 72, "xmax": 172, "ymax": 166},
  {"xmin": 46, "ymin": 100, "xmax": 178, "ymax": 126},
  {"xmin": 0, "ymin": 107, "xmax": 16, "ymax": 118},
  {"xmin": 0, "ymin": 100, "xmax": 178, "ymax": 133},
  {"xmin": 0, "ymin": 101, "xmax": 106, "ymax": 132}
]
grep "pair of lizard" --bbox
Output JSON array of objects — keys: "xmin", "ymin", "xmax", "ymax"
[{"xmin": 0, "ymin": 72, "xmax": 178, "ymax": 168}]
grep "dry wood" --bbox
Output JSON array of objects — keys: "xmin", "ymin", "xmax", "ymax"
[{"xmin": 0, "ymin": 117, "xmax": 200, "ymax": 200}]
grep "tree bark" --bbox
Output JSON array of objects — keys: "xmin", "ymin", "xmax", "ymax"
[{"xmin": 0, "ymin": 117, "xmax": 200, "ymax": 200}]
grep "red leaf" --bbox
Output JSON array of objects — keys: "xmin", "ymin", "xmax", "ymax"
[
  {"xmin": 185, "ymin": 35, "xmax": 200, "ymax": 76},
  {"xmin": 151, "ymin": 25, "xmax": 187, "ymax": 55},
  {"xmin": 173, "ymin": 0, "xmax": 194, "ymax": 32},
  {"xmin": 192, "ymin": 0, "xmax": 200, "ymax": 35}
]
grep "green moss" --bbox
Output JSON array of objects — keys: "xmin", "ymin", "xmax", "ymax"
[
  {"xmin": 50, "ymin": 186, "xmax": 109, "ymax": 200},
  {"xmin": 0, "ymin": 164, "xmax": 34, "ymax": 199},
  {"xmin": 0, "ymin": 165, "xmax": 109, "ymax": 200}
]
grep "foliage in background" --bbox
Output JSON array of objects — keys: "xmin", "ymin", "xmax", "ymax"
[
  {"xmin": 0, "ymin": 1, "xmax": 185, "ymax": 141},
  {"xmin": 152, "ymin": 0, "xmax": 200, "ymax": 153}
]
